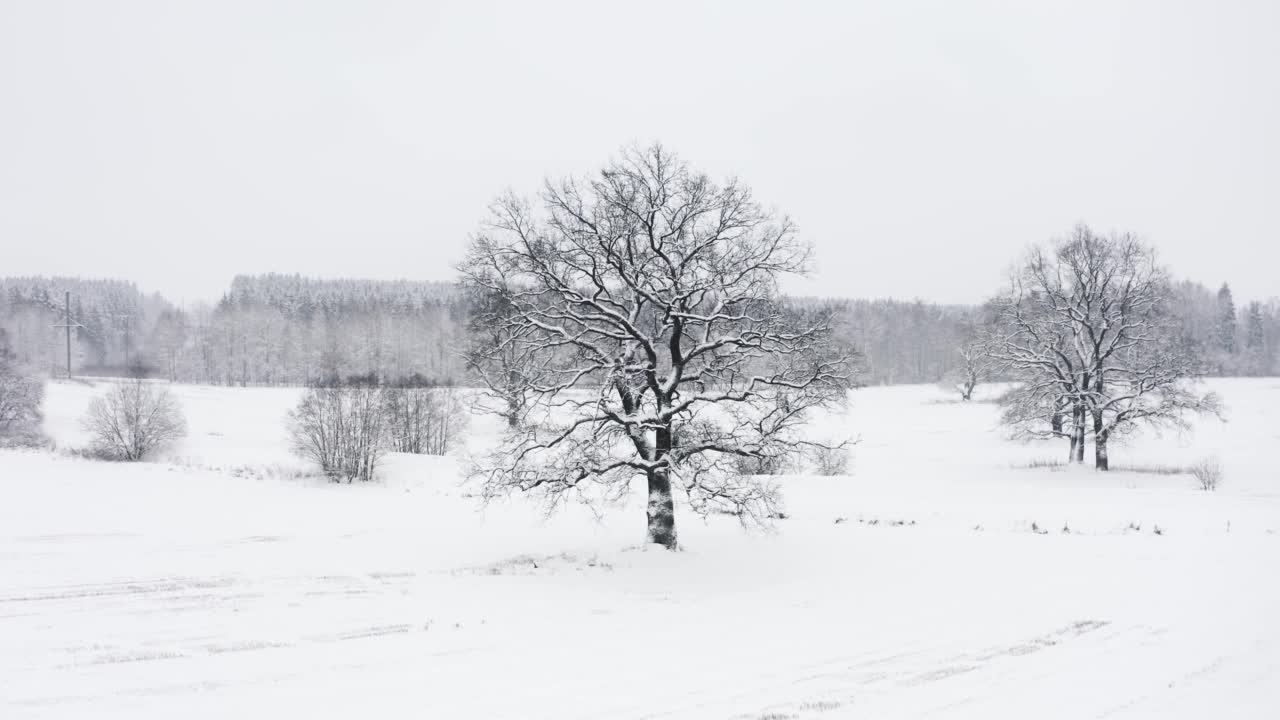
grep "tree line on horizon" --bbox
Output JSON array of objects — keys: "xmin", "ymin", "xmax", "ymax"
[
  {"xmin": 1, "ymin": 268, "xmax": 1277, "ymax": 392},
  {"xmin": 0, "ymin": 275, "xmax": 467, "ymax": 386}
]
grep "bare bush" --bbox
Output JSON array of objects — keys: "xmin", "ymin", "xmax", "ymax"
[
  {"xmin": 382, "ymin": 386, "xmax": 469, "ymax": 455},
  {"xmin": 288, "ymin": 383, "xmax": 387, "ymax": 482},
  {"xmin": 82, "ymin": 380, "xmax": 187, "ymax": 460},
  {"xmin": 1190, "ymin": 456, "xmax": 1223, "ymax": 491},
  {"xmin": 807, "ymin": 445, "xmax": 850, "ymax": 476}
]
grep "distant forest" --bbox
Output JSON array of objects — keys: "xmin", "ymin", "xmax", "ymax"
[
  {"xmin": 2, "ymin": 274, "xmax": 1277, "ymax": 386},
  {"xmin": 1, "ymin": 275, "xmax": 465, "ymax": 386}
]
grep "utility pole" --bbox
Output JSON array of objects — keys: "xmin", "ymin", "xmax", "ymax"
[{"xmin": 51, "ymin": 291, "xmax": 83, "ymax": 380}]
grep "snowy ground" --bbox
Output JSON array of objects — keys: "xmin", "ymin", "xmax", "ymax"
[{"xmin": 2, "ymin": 379, "xmax": 1278, "ymax": 718}]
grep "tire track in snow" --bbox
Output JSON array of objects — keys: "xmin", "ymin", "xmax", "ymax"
[
  {"xmin": 0, "ymin": 576, "xmax": 241, "ymax": 604},
  {"xmin": 630, "ymin": 619, "xmax": 1116, "ymax": 720}
]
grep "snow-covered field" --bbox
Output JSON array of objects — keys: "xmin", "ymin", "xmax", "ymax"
[{"xmin": 2, "ymin": 379, "xmax": 1278, "ymax": 718}]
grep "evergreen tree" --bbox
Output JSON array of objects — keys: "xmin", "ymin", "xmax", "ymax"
[
  {"xmin": 1216, "ymin": 283, "xmax": 1237, "ymax": 354},
  {"xmin": 1245, "ymin": 301, "xmax": 1269, "ymax": 375},
  {"xmin": 1246, "ymin": 302, "xmax": 1265, "ymax": 350}
]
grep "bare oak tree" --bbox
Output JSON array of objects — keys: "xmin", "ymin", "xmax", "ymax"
[
  {"xmin": 459, "ymin": 145, "xmax": 854, "ymax": 549},
  {"xmin": 989, "ymin": 225, "xmax": 1219, "ymax": 469}
]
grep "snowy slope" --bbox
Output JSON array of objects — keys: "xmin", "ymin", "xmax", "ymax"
[{"xmin": 1, "ymin": 379, "xmax": 1277, "ymax": 718}]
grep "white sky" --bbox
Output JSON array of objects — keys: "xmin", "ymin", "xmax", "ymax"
[{"xmin": 2, "ymin": 0, "xmax": 1277, "ymax": 305}]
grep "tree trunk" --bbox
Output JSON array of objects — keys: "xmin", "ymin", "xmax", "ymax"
[
  {"xmin": 645, "ymin": 425, "xmax": 678, "ymax": 550},
  {"xmin": 1093, "ymin": 412, "xmax": 1109, "ymax": 471},
  {"xmin": 1052, "ymin": 409, "xmax": 1067, "ymax": 459},
  {"xmin": 1091, "ymin": 373, "xmax": 1109, "ymax": 470},
  {"xmin": 1071, "ymin": 403, "xmax": 1086, "ymax": 463},
  {"xmin": 646, "ymin": 467, "xmax": 677, "ymax": 549}
]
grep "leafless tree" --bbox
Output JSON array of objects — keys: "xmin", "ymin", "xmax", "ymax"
[
  {"xmin": 83, "ymin": 379, "xmax": 186, "ymax": 460},
  {"xmin": 288, "ymin": 382, "xmax": 387, "ymax": 482},
  {"xmin": 988, "ymin": 225, "xmax": 1219, "ymax": 469},
  {"xmin": 945, "ymin": 330, "xmax": 992, "ymax": 401},
  {"xmin": 458, "ymin": 145, "xmax": 855, "ymax": 549}
]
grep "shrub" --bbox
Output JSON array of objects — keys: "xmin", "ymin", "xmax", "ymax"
[
  {"xmin": 806, "ymin": 445, "xmax": 849, "ymax": 476},
  {"xmin": 83, "ymin": 380, "xmax": 187, "ymax": 460},
  {"xmin": 1190, "ymin": 456, "xmax": 1223, "ymax": 491},
  {"xmin": 288, "ymin": 384, "xmax": 387, "ymax": 482},
  {"xmin": 382, "ymin": 386, "xmax": 468, "ymax": 455}
]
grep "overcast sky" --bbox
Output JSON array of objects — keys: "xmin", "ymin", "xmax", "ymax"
[{"xmin": 2, "ymin": 0, "xmax": 1277, "ymax": 305}]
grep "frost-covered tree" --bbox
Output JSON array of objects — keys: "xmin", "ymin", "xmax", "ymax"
[
  {"xmin": 459, "ymin": 145, "xmax": 854, "ymax": 549},
  {"xmin": 146, "ymin": 308, "xmax": 188, "ymax": 382},
  {"xmin": 944, "ymin": 321, "xmax": 993, "ymax": 401},
  {"xmin": 1243, "ymin": 301, "xmax": 1270, "ymax": 375},
  {"xmin": 0, "ymin": 329, "xmax": 44, "ymax": 444},
  {"xmin": 1216, "ymin": 283, "xmax": 1237, "ymax": 355},
  {"xmin": 1245, "ymin": 302, "xmax": 1265, "ymax": 350},
  {"xmin": 989, "ymin": 225, "xmax": 1219, "ymax": 470}
]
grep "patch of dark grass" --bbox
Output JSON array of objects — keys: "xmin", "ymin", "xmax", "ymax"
[
  {"xmin": 1010, "ymin": 459, "xmax": 1068, "ymax": 471},
  {"xmin": 1109, "ymin": 463, "xmax": 1189, "ymax": 476}
]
